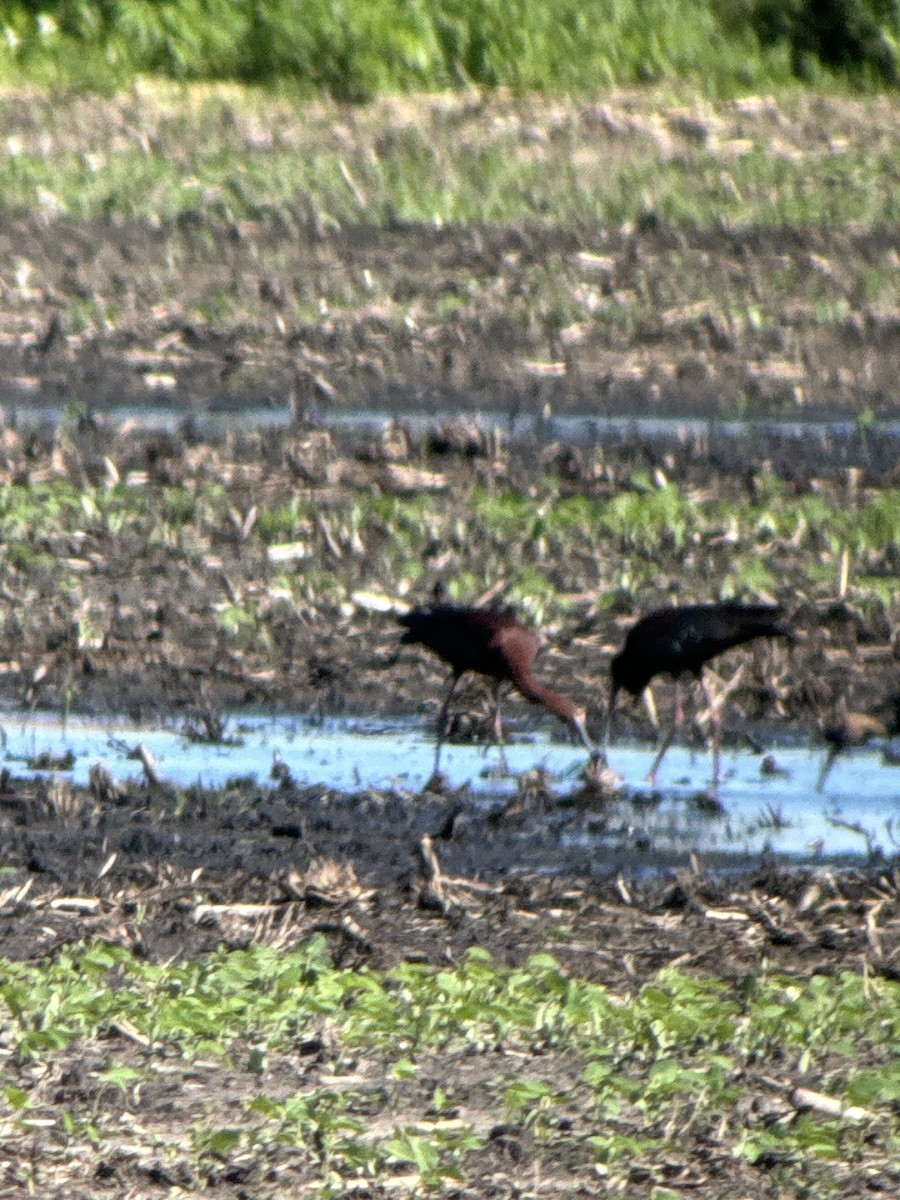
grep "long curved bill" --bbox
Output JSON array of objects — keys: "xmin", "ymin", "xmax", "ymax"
[
  {"xmin": 570, "ymin": 707, "xmax": 604, "ymax": 761},
  {"xmin": 642, "ymin": 686, "xmax": 658, "ymax": 729}
]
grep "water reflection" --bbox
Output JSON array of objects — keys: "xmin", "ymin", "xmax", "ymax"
[{"xmin": 3, "ymin": 711, "xmax": 898, "ymax": 867}]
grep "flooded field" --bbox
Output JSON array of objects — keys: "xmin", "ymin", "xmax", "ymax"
[
  {"xmin": 5, "ymin": 708, "xmax": 898, "ymax": 869},
  {"xmin": 0, "ymin": 88, "xmax": 898, "ymax": 1200}
]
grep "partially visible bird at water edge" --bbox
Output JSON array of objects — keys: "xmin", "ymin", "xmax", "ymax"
[
  {"xmin": 398, "ymin": 600, "xmax": 595, "ymax": 774},
  {"xmin": 816, "ymin": 700, "xmax": 889, "ymax": 792},
  {"xmin": 606, "ymin": 601, "xmax": 794, "ymax": 789}
]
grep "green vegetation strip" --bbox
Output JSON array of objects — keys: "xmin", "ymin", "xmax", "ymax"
[
  {"xmin": 0, "ymin": 86, "xmax": 897, "ymax": 229},
  {"xmin": 1, "ymin": 938, "xmax": 898, "ymax": 1191},
  {"xmin": 4, "ymin": 468, "xmax": 899, "ymax": 633},
  {"xmin": 2, "ymin": 0, "xmax": 897, "ymax": 95}
]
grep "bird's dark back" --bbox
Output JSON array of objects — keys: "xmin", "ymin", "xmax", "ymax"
[
  {"xmin": 612, "ymin": 602, "xmax": 791, "ymax": 695},
  {"xmin": 398, "ymin": 603, "xmax": 535, "ymax": 681}
]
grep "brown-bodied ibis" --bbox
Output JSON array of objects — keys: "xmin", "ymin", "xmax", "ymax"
[{"xmin": 398, "ymin": 602, "xmax": 594, "ymax": 772}]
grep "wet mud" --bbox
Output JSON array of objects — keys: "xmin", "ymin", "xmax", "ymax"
[
  {"xmin": 2, "ymin": 756, "xmax": 899, "ymax": 1197},
  {"xmin": 1, "ymin": 763, "xmax": 898, "ymax": 977},
  {"xmin": 0, "ymin": 190, "xmax": 898, "ymax": 1200}
]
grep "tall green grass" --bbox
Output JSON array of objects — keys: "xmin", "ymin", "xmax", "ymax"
[{"xmin": 0, "ymin": 0, "xmax": 896, "ymax": 96}]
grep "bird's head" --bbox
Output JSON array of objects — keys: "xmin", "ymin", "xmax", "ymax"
[{"xmin": 606, "ymin": 650, "xmax": 653, "ymax": 752}]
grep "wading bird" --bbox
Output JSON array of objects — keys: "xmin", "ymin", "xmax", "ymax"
[
  {"xmin": 398, "ymin": 601, "xmax": 594, "ymax": 773},
  {"xmin": 816, "ymin": 702, "xmax": 888, "ymax": 792},
  {"xmin": 606, "ymin": 602, "xmax": 793, "ymax": 788}
]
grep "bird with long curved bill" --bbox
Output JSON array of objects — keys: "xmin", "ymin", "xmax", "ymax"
[
  {"xmin": 398, "ymin": 601, "xmax": 595, "ymax": 774},
  {"xmin": 606, "ymin": 602, "xmax": 793, "ymax": 789}
]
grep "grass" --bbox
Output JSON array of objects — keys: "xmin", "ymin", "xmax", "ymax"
[
  {"xmin": 2, "ymin": 466, "xmax": 900, "ymax": 633},
  {"xmin": 0, "ymin": 16, "xmax": 893, "ymax": 1196},
  {"xmin": 0, "ymin": 938, "xmax": 898, "ymax": 1193},
  {"xmin": 0, "ymin": 87, "xmax": 894, "ymax": 415},
  {"xmin": 2, "ymin": 0, "xmax": 894, "ymax": 97},
  {"xmin": 0, "ymin": 85, "xmax": 897, "ymax": 234}
]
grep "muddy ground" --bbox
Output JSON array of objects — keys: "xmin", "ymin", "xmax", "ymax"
[
  {"xmin": 0, "ymin": 299, "xmax": 895, "ymax": 1200},
  {"xmin": 0, "ymin": 406, "xmax": 897, "ymax": 736},
  {"xmin": 1, "ymin": 93, "xmax": 899, "ymax": 419},
  {"xmin": 0, "ymin": 128, "xmax": 898, "ymax": 1195},
  {"xmin": 0, "ymin": 210, "xmax": 896, "ymax": 758},
  {"xmin": 0, "ymin": 765, "xmax": 897, "ymax": 978},
  {"xmin": 0, "ymin": 206, "xmax": 897, "ymax": 894},
  {"xmin": 2, "ymin": 215, "xmax": 899, "ymax": 421},
  {"xmin": 1, "ymin": 767, "xmax": 899, "ymax": 1198}
]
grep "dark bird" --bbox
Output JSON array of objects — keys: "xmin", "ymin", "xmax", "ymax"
[
  {"xmin": 398, "ymin": 602, "xmax": 594, "ymax": 772},
  {"xmin": 816, "ymin": 703, "xmax": 888, "ymax": 792},
  {"xmin": 607, "ymin": 602, "xmax": 793, "ymax": 788}
]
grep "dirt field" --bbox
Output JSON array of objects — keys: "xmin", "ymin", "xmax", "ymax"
[
  {"xmin": 0, "ymin": 91, "xmax": 899, "ymax": 1197},
  {"xmin": 0, "ymin": 765, "xmax": 898, "ymax": 1197},
  {"xmin": 2, "ymin": 215, "xmax": 898, "ymax": 422},
  {"xmin": 0, "ymin": 341, "xmax": 897, "ymax": 1196}
]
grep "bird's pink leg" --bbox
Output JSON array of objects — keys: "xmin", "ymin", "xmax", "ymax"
[
  {"xmin": 490, "ymin": 680, "xmax": 504, "ymax": 744},
  {"xmin": 603, "ymin": 685, "xmax": 617, "ymax": 756},
  {"xmin": 648, "ymin": 679, "xmax": 683, "ymax": 784},
  {"xmin": 490, "ymin": 681, "xmax": 511, "ymax": 772},
  {"xmin": 699, "ymin": 673, "xmax": 721, "ymax": 788}
]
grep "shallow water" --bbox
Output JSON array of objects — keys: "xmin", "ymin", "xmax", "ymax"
[
  {"xmin": 3, "ymin": 710, "xmax": 897, "ymax": 868},
  {"xmin": 9, "ymin": 400, "xmax": 900, "ymax": 450}
]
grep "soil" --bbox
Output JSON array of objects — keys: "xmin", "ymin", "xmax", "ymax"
[
  {"xmin": 2, "ymin": 215, "xmax": 899, "ymax": 421},
  {"xmin": 0, "ymin": 204, "xmax": 897, "ymax": 913},
  {"xmin": 0, "ymin": 119, "xmax": 898, "ymax": 1195},
  {"xmin": 2, "ymin": 768, "xmax": 898, "ymax": 979},
  {"xmin": 0, "ymin": 408, "xmax": 896, "ymax": 1200},
  {"xmin": 1, "ymin": 769, "xmax": 899, "ymax": 1198}
]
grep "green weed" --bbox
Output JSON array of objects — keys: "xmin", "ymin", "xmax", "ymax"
[
  {"xmin": 0, "ymin": 84, "xmax": 896, "ymax": 233},
  {"xmin": 0, "ymin": 941, "xmax": 898, "ymax": 1191}
]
